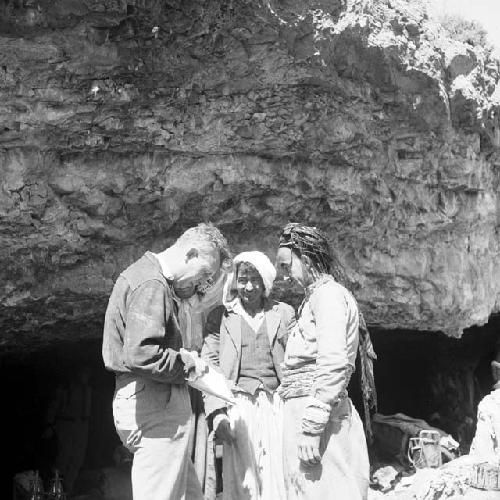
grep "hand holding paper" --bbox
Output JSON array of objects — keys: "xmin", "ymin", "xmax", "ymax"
[{"xmin": 179, "ymin": 349, "xmax": 235, "ymax": 404}]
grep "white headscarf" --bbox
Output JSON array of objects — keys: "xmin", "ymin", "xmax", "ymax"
[{"xmin": 224, "ymin": 251, "xmax": 277, "ymax": 302}]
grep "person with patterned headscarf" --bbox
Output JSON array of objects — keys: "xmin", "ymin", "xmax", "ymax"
[
  {"xmin": 201, "ymin": 251, "xmax": 295, "ymax": 499},
  {"xmin": 275, "ymin": 223, "xmax": 375, "ymax": 500}
]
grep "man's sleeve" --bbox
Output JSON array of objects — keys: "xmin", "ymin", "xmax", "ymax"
[
  {"xmin": 123, "ymin": 280, "xmax": 185, "ymax": 384},
  {"xmin": 300, "ymin": 284, "xmax": 353, "ymax": 435},
  {"xmin": 201, "ymin": 306, "xmax": 228, "ymax": 417},
  {"xmin": 309, "ymin": 283, "xmax": 351, "ymax": 406}
]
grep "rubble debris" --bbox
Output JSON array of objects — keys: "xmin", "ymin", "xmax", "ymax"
[{"xmin": 372, "ymin": 465, "xmax": 401, "ymax": 492}]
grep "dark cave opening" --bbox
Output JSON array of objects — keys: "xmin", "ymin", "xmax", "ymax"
[
  {"xmin": 1, "ymin": 317, "xmax": 498, "ymax": 496},
  {"xmin": 364, "ymin": 318, "xmax": 498, "ymax": 455},
  {"xmin": 1, "ymin": 340, "xmax": 119, "ymax": 498}
]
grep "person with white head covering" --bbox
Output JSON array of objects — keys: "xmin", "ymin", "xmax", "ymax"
[{"xmin": 201, "ymin": 251, "xmax": 295, "ymax": 500}]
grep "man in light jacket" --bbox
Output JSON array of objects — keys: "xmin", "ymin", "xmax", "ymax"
[{"xmin": 102, "ymin": 223, "xmax": 231, "ymax": 500}]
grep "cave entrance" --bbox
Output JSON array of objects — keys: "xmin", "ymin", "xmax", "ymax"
[
  {"xmin": 1, "ymin": 318, "xmax": 498, "ymax": 497},
  {"xmin": 361, "ymin": 317, "xmax": 498, "ymax": 458},
  {"xmin": 2, "ymin": 340, "xmax": 120, "ymax": 499}
]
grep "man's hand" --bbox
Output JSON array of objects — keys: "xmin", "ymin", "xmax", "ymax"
[
  {"xmin": 179, "ymin": 349, "xmax": 207, "ymax": 379},
  {"xmin": 298, "ymin": 433, "xmax": 321, "ymax": 467},
  {"xmin": 213, "ymin": 412, "xmax": 234, "ymax": 444}
]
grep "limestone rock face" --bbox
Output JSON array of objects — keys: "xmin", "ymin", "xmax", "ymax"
[{"xmin": 1, "ymin": 0, "xmax": 500, "ymax": 350}]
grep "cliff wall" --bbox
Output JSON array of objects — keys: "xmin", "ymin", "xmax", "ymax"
[{"xmin": 1, "ymin": 0, "xmax": 500, "ymax": 349}]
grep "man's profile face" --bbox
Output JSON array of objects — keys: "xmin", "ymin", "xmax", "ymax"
[
  {"xmin": 275, "ymin": 247, "xmax": 306, "ymax": 287},
  {"xmin": 236, "ymin": 264, "xmax": 264, "ymax": 309},
  {"xmin": 173, "ymin": 246, "xmax": 221, "ymax": 299}
]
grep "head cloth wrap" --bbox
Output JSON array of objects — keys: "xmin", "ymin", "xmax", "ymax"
[
  {"xmin": 279, "ymin": 223, "xmax": 333, "ymax": 275},
  {"xmin": 233, "ymin": 251, "xmax": 276, "ymax": 297},
  {"xmin": 222, "ymin": 251, "xmax": 276, "ymax": 305},
  {"xmin": 279, "ymin": 222, "xmax": 378, "ymax": 440}
]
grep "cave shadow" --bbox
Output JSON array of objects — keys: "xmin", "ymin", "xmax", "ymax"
[{"xmin": 1, "ymin": 339, "xmax": 120, "ymax": 498}]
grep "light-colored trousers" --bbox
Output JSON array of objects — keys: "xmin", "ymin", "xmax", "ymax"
[
  {"xmin": 112, "ymin": 375, "xmax": 203, "ymax": 500},
  {"xmin": 283, "ymin": 396, "xmax": 369, "ymax": 500},
  {"xmin": 222, "ymin": 390, "xmax": 286, "ymax": 500}
]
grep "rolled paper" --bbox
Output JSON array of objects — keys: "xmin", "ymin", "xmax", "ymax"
[{"xmin": 187, "ymin": 364, "xmax": 236, "ymax": 404}]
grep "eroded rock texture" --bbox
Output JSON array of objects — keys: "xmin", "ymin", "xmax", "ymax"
[{"xmin": 1, "ymin": 0, "xmax": 500, "ymax": 350}]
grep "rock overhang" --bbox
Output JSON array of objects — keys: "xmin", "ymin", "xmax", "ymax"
[{"xmin": 1, "ymin": 0, "xmax": 500, "ymax": 350}]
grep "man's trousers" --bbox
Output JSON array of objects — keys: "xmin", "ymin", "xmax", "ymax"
[{"xmin": 112, "ymin": 374, "xmax": 203, "ymax": 500}]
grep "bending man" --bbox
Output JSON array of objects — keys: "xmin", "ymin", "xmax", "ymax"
[{"xmin": 102, "ymin": 223, "xmax": 231, "ymax": 500}]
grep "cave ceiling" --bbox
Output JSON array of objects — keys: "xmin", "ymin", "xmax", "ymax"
[{"xmin": 1, "ymin": 0, "xmax": 500, "ymax": 351}]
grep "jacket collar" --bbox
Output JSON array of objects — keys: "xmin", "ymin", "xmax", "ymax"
[
  {"xmin": 149, "ymin": 251, "xmax": 174, "ymax": 281},
  {"xmin": 224, "ymin": 299, "xmax": 282, "ymax": 348},
  {"xmin": 144, "ymin": 251, "xmax": 169, "ymax": 280},
  {"xmin": 264, "ymin": 307, "xmax": 281, "ymax": 346}
]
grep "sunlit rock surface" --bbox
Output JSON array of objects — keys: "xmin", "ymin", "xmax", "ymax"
[{"xmin": 1, "ymin": 0, "xmax": 500, "ymax": 350}]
